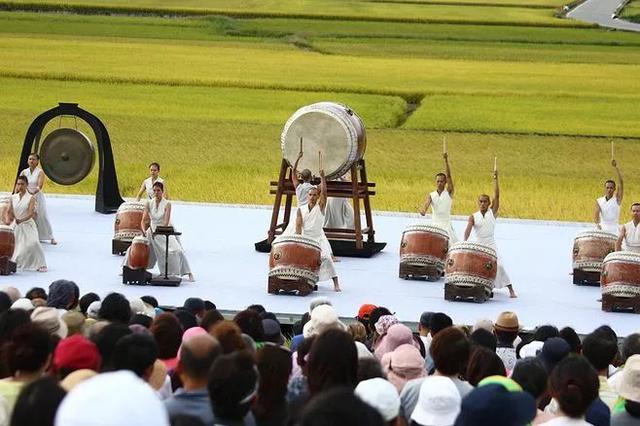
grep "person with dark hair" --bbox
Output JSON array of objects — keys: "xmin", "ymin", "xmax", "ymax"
[
  {"xmin": 470, "ymin": 328, "xmax": 497, "ymax": 352},
  {"xmin": 6, "ymin": 175, "xmax": 47, "ymax": 272},
  {"xmin": 307, "ymin": 329, "xmax": 358, "ymax": 397},
  {"xmin": 92, "ymin": 322, "xmax": 132, "ymax": 371},
  {"xmin": 141, "ymin": 295, "xmax": 159, "ymax": 309},
  {"xmin": 200, "ymin": 309, "xmax": 224, "ymax": 334},
  {"xmin": 234, "ymin": 309, "xmax": 265, "ymax": 343},
  {"xmin": 466, "ymin": 346, "xmax": 506, "ymax": 386},
  {"xmin": 183, "ymin": 298, "xmax": 206, "ymax": 324},
  {"xmin": 150, "ymin": 313, "xmax": 184, "ymax": 370},
  {"xmin": 174, "ymin": 309, "xmax": 198, "ymax": 331},
  {"xmin": 20, "ymin": 152, "xmax": 56, "ymax": 244},
  {"xmin": 582, "ymin": 329, "xmax": 619, "ymax": 409},
  {"xmin": 356, "ymin": 304, "xmax": 377, "ymax": 339},
  {"xmin": 112, "ymin": 333, "xmax": 158, "ymax": 381},
  {"xmin": 0, "ymin": 292, "xmax": 12, "ymax": 314},
  {"xmin": 494, "ymin": 311, "xmax": 520, "ymax": 371},
  {"xmin": 358, "ymin": 357, "xmax": 385, "ymax": 383},
  {"xmin": 47, "ymin": 280, "xmax": 79, "ymax": 311},
  {"xmin": 24, "ymin": 287, "xmax": 47, "ymax": 301},
  {"xmin": 137, "ymin": 161, "xmax": 166, "ymax": 201},
  {"xmin": 511, "ymin": 357, "xmax": 553, "ymax": 424},
  {"xmin": 617, "ymin": 202, "xmax": 640, "ymax": 252},
  {"xmin": 247, "ymin": 304, "xmax": 266, "ymax": 314},
  {"xmin": 98, "ymin": 293, "xmax": 132, "ymax": 323},
  {"xmin": 299, "ymin": 387, "xmax": 385, "ymax": 426},
  {"xmin": 130, "ymin": 313, "xmax": 153, "ymax": 329},
  {"xmin": 79, "ymin": 292, "xmax": 100, "ymax": 316},
  {"xmin": 287, "ymin": 335, "xmax": 316, "ymax": 408},
  {"xmin": 208, "ymin": 351, "xmax": 259, "ymax": 424},
  {"xmin": 165, "ymin": 334, "xmax": 221, "ymax": 424},
  {"xmin": 253, "ymin": 344, "xmax": 292, "ymax": 426},
  {"xmin": 559, "ymin": 327, "xmax": 582, "ymax": 354},
  {"xmin": 419, "ymin": 152, "xmax": 458, "ymax": 243},
  {"xmin": 417, "ymin": 311, "xmax": 433, "ymax": 348},
  {"xmin": 0, "ymin": 323, "xmax": 52, "ymax": 417},
  {"xmin": 595, "ymin": 160, "xmax": 623, "ymax": 234},
  {"xmin": 543, "ymin": 355, "xmax": 600, "ymax": 425},
  {"xmin": 0, "ymin": 308, "xmax": 31, "ymax": 346},
  {"xmin": 10, "ymin": 377, "xmax": 66, "ymax": 426}
]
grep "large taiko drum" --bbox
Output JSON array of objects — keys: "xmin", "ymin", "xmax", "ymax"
[
  {"xmin": 445, "ymin": 242, "xmax": 497, "ymax": 293},
  {"xmin": 573, "ymin": 230, "xmax": 617, "ymax": 273},
  {"xmin": 281, "ymin": 102, "xmax": 366, "ymax": 180},
  {"xmin": 400, "ymin": 224, "xmax": 449, "ymax": 273},
  {"xmin": 0, "ymin": 225, "xmax": 15, "ymax": 258},
  {"xmin": 114, "ymin": 201, "xmax": 145, "ymax": 240},
  {"xmin": 601, "ymin": 251, "xmax": 640, "ymax": 299},
  {"xmin": 128, "ymin": 236, "xmax": 150, "ymax": 270},
  {"xmin": 269, "ymin": 235, "xmax": 322, "ymax": 286},
  {"xmin": 0, "ymin": 195, "xmax": 10, "ymax": 224}
]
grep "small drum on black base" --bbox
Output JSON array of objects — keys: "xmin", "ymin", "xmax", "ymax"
[
  {"xmin": 112, "ymin": 201, "xmax": 145, "ymax": 255},
  {"xmin": 122, "ymin": 236, "xmax": 151, "ymax": 285},
  {"xmin": 444, "ymin": 242, "xmax": 497, "ymax": 303},
  {"xmin": 601, "ymin": 251, "xmax": 640, "ymax": 314},
  {"xmin": 0, "ymin": 225, "xmax": 16, "ymax": 276},
  {"xmin": 399, "ymin": 224, "xmax": 449, "ymax": 281},
  {"xmin": 122, "ymin": 266, "xmax": 152, "ymax": 286},
  {"xmin": 573, "ymin": 230, "xmax": 616, "ymax": 286},
  {"xmin": 268, "ymin": 235, "xmax": 321, "ymax": 296}
]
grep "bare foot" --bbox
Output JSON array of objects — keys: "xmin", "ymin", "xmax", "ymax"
[
  {"xmin": 509, "ymin": 292, "xmax": 518, "ymax": 298},
  {"xmin": 334, "ymin": 285, "xmax": 342, "ymax": 292},
  {"xmin": 37, "ymin": 266, "xmax": 48, "ymax": 272},
  {"xmin": 332, "ymin": 256, "xmax": 340, "ymax": 262},
  {"xmin": 51, "ymin": 239, "xmax": 58, "ymax": 245},
  {"xmin": 188, "ymin": 273, "xmax": 195, "ymax": 282}
]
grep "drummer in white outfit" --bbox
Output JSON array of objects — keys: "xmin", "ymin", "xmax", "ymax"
[
  {"xmin": 463, "ymin": 169, "xmax": 517, "ymax": 298},
  {"xmin": 419, "ymin": 152, "xmax": 458, "ymax": 243},
  {"xmin": 295, "ymin": 169, "xmax": 341, "ymax": 292},
  {"xmin": 141, "ymin": 182, "xmax": 193, "ymax": 281},
  {"xmin": 6, "ymin": 176, "xmax": 47, "ymax": 272},
  {"xmin": 615, "ymin": 203, "xmax": 640, "ymax": 253},
  {"xmin": 324, "ymin": 175, "xmax": 355, "ymax": 230},
  {"xmin": 20, "ymin": 153, "xmax": 56, "ymax": 245},
  {"xmin": 291, "ymin": 150, "xmax": 314, "ymax": 207},
  {"xmin": 136, "ymin": 162, "xmax": 167, "ymax": 201},
  {"xmin": 594, "ymin": 159, "xmax": 623, "ymax": 234}
]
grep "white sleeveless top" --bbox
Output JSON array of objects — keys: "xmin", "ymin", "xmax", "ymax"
[
  {"xmin": 144, "ymin": 177, "xmax": 165, "ymax": 199},
  {"xmin": 430, "ymin": 190, "xmax": 453, "ymax": 225},
  {"xmin": 20, "ymin": 167, "xmax": 42, "ymax": 192},
  {"xmin": 472, "ymin": 209, "xmax": 497, "ymax": 250},
  {"xmin": 296, "ymin": 182, "xmax": 314, "ymax": 206},
  {"xmin": 624, "ymin": 221, "xmax": 640, "ymax": 252},
  {"xmin": 597, "ymin": 196, "xmax": 620, "ymax": 233},
  {"xmin": 300, "ymin": 203, "xmax": 325, "ymax": 241},
  {"xmin": 148, "ymin": 198, "xmax": 170, "ymax": 231},
  {"xmin": 11, "ymin": 193, "xmax": 33, "ymax": 221}
]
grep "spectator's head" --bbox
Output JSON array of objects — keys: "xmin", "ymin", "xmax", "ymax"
[
  {"xmin": 129, "ymin": 313, "xmax": 152, "ymax": 329},
  {"xmin": 355, "ymin": 378, "xmax": 400, "ymax": 424},
  {"xmin": 537, "ymin": 337, "xmax": 571, "ymax": 374},
  {"xmin": 303, "ymin": 304, "xmax": 347, "ymax": 338},
  {"xmin": 11, "ymin": 377, "xmax": 66, "ymax": 426},
  {"xmin": 247, "ymin": 304, "xmax": 266, "ymax": 315},
  {"xmin": 25, "ymin": 287, "xmax": 47, "ymax": 301},
  {"xmin": 614, "ymin": 354, "xmax": 640, "ymax": 405},
  {"xmin": 3, "ymin": 286, "xmax": 21, "ymax": 303},
  {"xmin": 356, "ymin": 303, "xmax": 377, "ymax": 334},
  {"xmin": 5, "ymin": 323, "xmax": 52, "ymax": 377},
  {"xmin": 309, "ymin": 297, "xmax": 332, "ymax": 314},
  {"xmin": 348, "ymin": 322, "xmax": 367, "ymax": 343},
  {"xmin": 308, "ymin": 329, "xmax": 358, "ymax": 396},
  {"xmin": 383, "ymin": 343, "xmax": 426, "ymax": 392},
  {"xmin": 411, "ymin": 376, "xmax": 461, "ymax": 426},
  {"xmin": 204, "ymin": 300, "xmax": 216, "ymax": 311},
  {"xmin": 262, "ymin": 319, "xmax": 285, "ymax": 345},
  {"xmin": 0, "ymin": 291, "xmax": 12, "ymax": 314},
  {"xmin": 418, "ymin": 311, "xmax": 434, "ymax": 336},
  {"xmin": 532, "ymin": 325, "xmax": 559, "ymax": 342},
  {"xmin": 0, "ymin": 308, "xmax": 31, "ymax": 344},
  {"xmin": 183, "ymin": 298, "xmax": 206, "ymax": 321},
  {"xmin": 173, "ymin": 309, "xmax": 198, "ymax": 331},
  {"xmin": 357, "ymin": 357, "xmax": 385, "ymax": 383},
  {"xmin": 375, "ymin": 323, "xmax": 414, "ymax": 360},
  {"xmin": 210, "ymin": 320, "xmax": 247, "ymax": 354},
  {"xmin": 30, "ymin": 306, "xmax": 68, "ymax": 339},
  {"xmin": 470, "ymin": 328, "xmax": 497, "ymax": 352},
  {"xmin": 511, "ymin": 357, "xmax": 548, "ymax": 404},
  {"xmin": 622, "ymin": 333, "xmax": 640, "ymax": 362},
  {"xmin": 98, "ymin": 293, "xmax": 131, "ymax": 323},
  {"xmin": 79, "ymin": 293, "xmax": 100, "ymax": 316},
  {"xmin": 112, "ymin": 333, "xmax": 158, "ymax": 381},
  {"xmin": 208, "ymin": 351, "xmax": 259, "ymax": 422},
  {"xmin": 62, "ymin": 311, "xmax": 85, "ymax": 336},
  {"xmin": 129, "ymin": 298, "xmax": 155, "ymax": 319},
  {"xmin": 177, "ymin": 333, "xmax": 221, "ymax": 385},
  {"xmin": 454, "ymin": 381, "xmax": 536, "ymax": 426},
  {"xmin": 466, "ymin": 346, "xmax": 506, "ymax": 386},
  {"xmin": 233, "ymin": 309, "xmax": 264, "ymax": 342},
  {"xmin": 92, "ymin": 322, "xmax": 132, "ymax": 371},
  {"xmin": 299, "ymin": 387, "xmax": 384, "ymax": 426},
  {"xmin": 493, "ymin": 311, "xmax": 520, "ymax": 345},
  {"xmin": 559, "ymin": 327, "xmax": 582, "ymax": 354},
  {"xmin": 53, "ymin": 334, "xmax": 102, "ymax": 379},
  {"xmin": 201, "ymin": 309, "xmax": 224, "ymax": 333},
  {"xmin": 582, "ymin": 330, "xmax": 618, "ymax": 373},
  {"xmin": 369, "ymin": 307, "xmax": 392, "ymax": 334},
  {"xmin": 150, "ymin": 312, "xmax": 183, "ymax": 360},
  {"xmin": 47, "ymin": 280, "xmax": 78, "ymax": 310},
  {"xmin": 140, "ymin": 295, "xmax": 158, "ymax": 309},
  {"xmin": 86, "ymin": 301, "xmax": 101, "ymax": 320},
  {"xmin": 254, "ymin": 343, "xmax": 292, "ymax": 420},
  {"xmin": 548, "ymin": 355, "xmax": 599, "ymax": 419},
  {"xmin": 430, "ymin": 326, "xmax": 470, "ymax": 377},
  {"xmin": 429, "ymin": 312, "xmax": 453, "ymax": 337}
]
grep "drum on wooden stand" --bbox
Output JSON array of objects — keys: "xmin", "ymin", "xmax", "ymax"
[
  {"xmin": 128, "ymin": 236, "xmax": 150, "ymax": 270},
  {"xmin": 572, "ymin": 230, "xmax": 617, "ymax": 285},
  {"xmin": 268, "ymin": 235, "xmax": 322, "ymax": 296},
  {"xmin": 601, "ymin": 251, "xmax": 640, "ymax": 313},
  {"xmin": 399, "ymin": 224, "xmax": 449, "ymax": 281},
  {"xmin": 444, "ymin": 242, "xmax": 497, "ymax": 302},
  {"xmin": 112, "ymin": 201, "xmax": 145, "ymax": 255}
]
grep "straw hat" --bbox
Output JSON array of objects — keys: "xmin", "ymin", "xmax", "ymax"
[{"xmin": 494, "ymin": 311, "xmax": 520, "ymax": 332}]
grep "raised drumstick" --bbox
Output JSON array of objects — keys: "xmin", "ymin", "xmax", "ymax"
[
  {"xmin": 299, "ymin": 137, "xmax": 303, "ymax": 154},
  {"xmin": 611, "ymin": 141, "xmax": 614, "ymax": 161},
  {"xmin": 494, "ymin": 156, "xmax": 498, "ymax": 171},
  {"xmin": 443, "ymin": 136, "xmax": 447, "ymax": 154}
]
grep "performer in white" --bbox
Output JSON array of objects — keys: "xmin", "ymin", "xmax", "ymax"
[
  {"xmin": 136, "ymin": 162, "xmax": 166, "ymax": 201},
  {"xmin": 324, "ymin": 176, "xmax": 355, "ymax": 230},
  {"xmin": 20, "ymin": 153, "xmax": 56, "ymax": 244},
  {"xmin": 295, "ymin": 169, "xmax": 341, "ymax": 292},
  {"xmin": 290, "ymin": 150, "xmax": 314, "ymax": 207},
  {"xmin": 139, "ymin": 181, "xmax": 193, "ymax": 281},
  {"xmin": 594, "ymin": 159, "xmax": 623, "ymax": 234},
  {"xmin": 419, "ymin": 152, "xmax": 458, "ymax": 243},
  {"xmin": 6, "ymin": 176, "xmax": 47, "ymax": 272},
  {"xmin": 463, "ymin": 168, "xmax": 517, "ymax": 298},
  {"xmin": 615, "ymin": 203, "xmax": 640, "ymax": 253}
]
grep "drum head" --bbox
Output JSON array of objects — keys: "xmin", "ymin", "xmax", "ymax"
[{"xmin": 40, "ymin": 128, "xmax": 95, "ymax": 185}]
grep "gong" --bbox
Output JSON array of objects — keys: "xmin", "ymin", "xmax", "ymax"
[{"xmin": 40, "ymin": 128, "xmax": 95, "ymax": 185}]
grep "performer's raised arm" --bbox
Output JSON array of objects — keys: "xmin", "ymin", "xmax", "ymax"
[
  {"xmin": 616, "ymin": 225, "xmax": 626, "ymax": 251},
  {"xmin": 613, "ymin": 159, "xmax": 623, "ymax": 205},
  {"xmin": 464, "ymin": 214, "xmax": 475, "ymax": 241},
  {"xmin": 318, "ymin": 169, "xmax": 328, "ymax": 213},
  {"xmin": 491, "ymin": 170, "xmax": 500, "ymax": 217},
  {"xmin": 291, "ymin": 150, "xmax": 303, "ymax": 189},
  {"xmin": 444, "ymin": 152, "xmax": 454, "ymax": 196},
  {"xmin": 594, "ymin": 201, "xmax": 602, "ymax": 229}
]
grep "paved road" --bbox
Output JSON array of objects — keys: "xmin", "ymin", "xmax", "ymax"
[{"xmin": 567, "ymin": 0, "xmax": 640, "ymax": 31}]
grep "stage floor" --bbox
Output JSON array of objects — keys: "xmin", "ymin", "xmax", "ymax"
[{"xmin": 2, "ymin": 195, "xmax": 636, "ymax": 336}]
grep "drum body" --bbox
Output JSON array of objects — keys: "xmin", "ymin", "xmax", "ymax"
[
  {"xmin": 114, "ymin": 201, "xmax": 145, "ymax": 240},
  {"xmin": 128, "ymin": 236, "xmax": 150, "ymax": 270},
  {"xmin": 0, "ymin": 196, "xmax": 10, "ymax": 224},
  {"xmin": 445, "ymin": 242, "xmax": 497, "ymax": 292},
  {"xmin": 601, "ymin": 251, "xmax": 640, "ymax": 298},
  {"xmin": 573, "ymin": 230, "xmax": 617, "ymax": 272},
  {"xmin": 269, "ymin": 235, "xmax": 322, "ymax": 285},
  {"xmin": 281, "ymin": 102, "xmax": 366, "ymax": 180},
  {"xmin": 400, "ymin": 224, "xmax": 449, "ymax": 271},
  {"xmin": 0, "ymin": 225, "xmax": 15, "ymax": 258}
]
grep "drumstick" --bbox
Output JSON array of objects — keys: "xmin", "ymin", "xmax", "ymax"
[
  {"xmin": 299, "ymin": 137, "xmax": 303, "ymax": 154},
  {"xmin": 318, "ymin": 151, "xmax": 323, "ymax": 172},
  {"xmin": 443, "ymin": 136, "xmax": 447, "ymax": 154},
  {"xmin": 611, "ymin": 141, "xmax": 614, "ymax": 160},
  {"xmin": 494, "ymin": 156, "xmax": 498, "ymax": 171}
]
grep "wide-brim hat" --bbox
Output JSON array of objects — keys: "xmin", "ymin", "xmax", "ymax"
[
  {"xmin": 412, "ymin": 376, "xmax": 461, "ymax": 426},
  {"xmin": 614, "ymin": 354, "xmax": 640, "ymax": 403},
  {"xmin": 494, "ymin": 311, "xmax": 520, "ymax": 333},
  {"xmin": 31, "ymin": 306, "xmax": 68, "ymax": 338},
  {"xmin": 454, "ymin": 383, "xmax": 536, "ymax": 426}
]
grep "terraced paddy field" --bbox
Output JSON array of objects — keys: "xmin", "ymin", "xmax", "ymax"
[{"xmin": 0, "ymin": 2, "xmax": 638, "ymax": 221}]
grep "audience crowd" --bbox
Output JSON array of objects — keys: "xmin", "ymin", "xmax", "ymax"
[{"xmin": 0, "ymin": 280, "xmax": 638, "ymax": 425}]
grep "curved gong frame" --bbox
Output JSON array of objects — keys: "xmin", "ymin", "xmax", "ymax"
[{"xmin": 16, "ymin": 103, "xmax": 124, "ymax": 213}]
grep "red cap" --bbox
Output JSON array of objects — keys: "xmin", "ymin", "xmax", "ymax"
[
  {"xmin": 53, "ymin": 334, "xmax": 102, "ymax": 373},
  {"xmin": 357, "ymin": 304, "xmax": 377, "ymax": 319}
]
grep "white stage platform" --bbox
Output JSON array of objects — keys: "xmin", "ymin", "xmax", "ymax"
[{"xmin": 2, "ymin": 195, "xmax": 637, "ymax": 336}]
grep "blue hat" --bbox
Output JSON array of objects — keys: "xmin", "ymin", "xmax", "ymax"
[{"xmin": 454, "ymin": 384, "xmax": 536, "ymax": 426}]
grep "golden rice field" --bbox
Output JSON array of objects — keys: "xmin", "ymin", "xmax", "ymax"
[{"xmin": 0, "ymin": 3, "xmax": 638, "ymax": 222}]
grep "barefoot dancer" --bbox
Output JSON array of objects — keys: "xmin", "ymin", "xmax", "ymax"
[
  {"xmin": 615, "ymin": 203, "xmax": 640, "ymax": 253},
  {"xmin": 20, "ymin": 153, "xmax": 56, "ymax": 244},
  {"xmin": 595, "ymin": 159, "xmax": 623, "ymax": 234},
  {"xmin": 136, "ymin": 162, "xmax": 167, "ymax": 201},
  {"xmin": 419, "ymin": 151, "xmax": 458, "ymax": 243}
]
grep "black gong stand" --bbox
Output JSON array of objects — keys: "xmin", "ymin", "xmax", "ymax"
[{"xmin": 16, "ymin": 103, "xmax": 124, "ymax": 213}]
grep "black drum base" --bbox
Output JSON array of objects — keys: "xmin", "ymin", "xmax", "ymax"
[
  {"xmin": 0, "ymin": 257, "xmax": 17, "ymax": 275},
  {"xmin": 602, "ymin": 294, "xmax": 640, "ymax": 314},
  {"xmin": 122, "ymin": 266, "xmax": 151, "ymax": 285},
  {"xmin": 113, "ymin": 239, "xmax": 132, "ymax": 256},
  {"xmin": 255, "ymin": 238, "xmax": 385, "ymax": 258},
  {"xmin": 399, "ymin": 262, "xmax": 442, "ymax": 281},
  {"xmin": 444, "ymin": 283, "xmax": 488, "ymax": 303},
  {"xmin": 268, "ymin": 276, "xmax": 317, "ymax": 296},
  {"xmin": 573, "ymin": 269, "xmax": 601, "ymax": 286},
  {"xmin": 149, "ymin": 276, "xmax": 182, "ymax": 287}
]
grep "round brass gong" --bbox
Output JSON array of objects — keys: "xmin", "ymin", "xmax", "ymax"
[{"xmin": 40, "ymin": 128, "xmax": 95, "ymax": 185}]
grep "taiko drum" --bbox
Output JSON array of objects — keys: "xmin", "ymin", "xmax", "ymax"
[
  {"xmin": 601, "ymin": 251, "xmax": 640, "ymax": 299},
  {"xmin": 573, "ymin": 230, "xmax": 617, "ymax": 273},
  {"xmin": 128, "ymin": 236, "xmax": 150, "ymax": 270},
  {"xmin": 269, "ymin": 235, "xmax": 322, "ymax": 285},
  {"xmin": 0, "ymin": 225, "xmax": 15, "ymax": 258},
  {"xmin": 445, "ymin": 242, "xmax": 498, "ymax": 292},
  {"xmin": 400, "ymin": 224, "xmax": 449, "ymax": 270},
  {"xmin": 114, "ymin": 201, "xmax": 145, "ymax": 240}
]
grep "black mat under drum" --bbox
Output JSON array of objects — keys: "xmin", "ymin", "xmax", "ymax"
[{"xmin": 254, "ymin": 238, "xmax": 386, "ymax": 258}]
